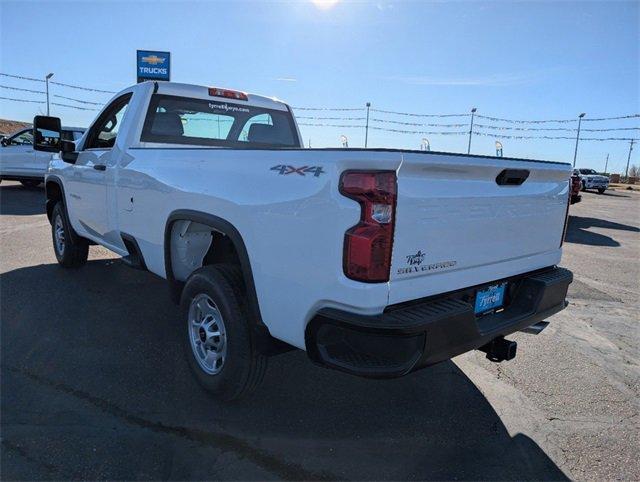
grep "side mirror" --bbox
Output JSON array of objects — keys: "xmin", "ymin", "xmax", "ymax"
[
  {"xmin": 33, "ymin": 115, "xmax": 62, "ymax": 152},
  {"xmin": 60, "ymin": 140, "xmax": 79, "ymax": 164}
]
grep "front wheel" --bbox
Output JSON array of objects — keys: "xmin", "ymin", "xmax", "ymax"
[
  {"xmin": 597, "ymin": 188, "xmax": 606, "ymax": 194},
  {"xmin": 181, "ymin": 265, "xmax": 267, "ymax": 401},
  {"xmin": 51, "ymin": 202, "xmax": 89, "ymax": 268},
  {"xmin": 20, "ymin": 180, "xmax": 41, "ymax": 188}
]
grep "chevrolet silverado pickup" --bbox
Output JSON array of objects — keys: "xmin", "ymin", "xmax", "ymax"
[{"xmin": 32, "ymin": 81, "xmax": 573, "ymax": 400}]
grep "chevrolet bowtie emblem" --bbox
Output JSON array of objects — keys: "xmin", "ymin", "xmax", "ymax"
[{"xmin": 142, "ymin": 55, "xmax": 165, "ymax": 65}]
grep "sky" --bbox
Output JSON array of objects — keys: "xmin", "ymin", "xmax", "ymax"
[{"xmin": 0, "ymin": 0, "xmax": 638, "ymax": 172}]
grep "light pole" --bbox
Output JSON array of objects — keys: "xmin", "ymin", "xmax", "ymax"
[
  {"xmin": 45, "ymin": 73, "xmax": 54, "ymax": 116},
  {"xmin": 364, "ymin": 102, "xmax": 371, "ymax": 148},
  {"xmin": 421, "ymin": 138, "xmax": 430, "ymax": 151},
  {"xmin": 604, "ymin": 153, "xmax": 609, "ymax": 174},
  {"xmin": 572, "ymin": 112, "xmax": 586, "ymax": 167},
  {"xmin": 467, "ymin": 107, "xmax": 477, "ymax": 154},
  {"xmin": 625, "ymin": 139, "xmax": 634, "ymax": 179}
]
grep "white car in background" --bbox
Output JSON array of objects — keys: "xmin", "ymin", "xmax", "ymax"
[
  {"xmin": 0, "ymin": 126, "xmax": 85, "ymax": 187},
  {"xmin": 574, "ymin": 168, "xmax": 609, "ymax": 194}
]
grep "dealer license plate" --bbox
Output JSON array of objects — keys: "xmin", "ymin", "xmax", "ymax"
[{"xmin": 474, "ymin": 283, "xmax": 507, "ymax": 315}]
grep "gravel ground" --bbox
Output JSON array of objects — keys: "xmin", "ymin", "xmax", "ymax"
[{"xmin": 1, "ymin": 181, "xmax": 638, "ymax": 480}]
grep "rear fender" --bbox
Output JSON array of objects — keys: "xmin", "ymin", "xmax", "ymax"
[{"xmin": 164, "ymin": 210, "xmax": 261, "ymax": 321}]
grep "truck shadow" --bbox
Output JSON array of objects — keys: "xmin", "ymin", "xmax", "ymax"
[
  {"xmin": 565, "ymin": 215, "xmax": 639, "ymax": 247},
  {"xmin": 0, "ymin": 182, "xmax": 46, "ymax": 216},
  {"xmin": 1, "ymin": 260, "xmax": 568, "ymax": 481}
]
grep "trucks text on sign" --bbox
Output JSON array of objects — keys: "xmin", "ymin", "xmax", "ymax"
[{"xmin": 137, "ymin": 50, "xmax": 170, "ymax": 83}]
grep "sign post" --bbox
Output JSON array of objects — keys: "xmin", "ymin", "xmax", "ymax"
[{"xmin": 136, "ymin": 50, "xmax": 171, "ymax": 83}]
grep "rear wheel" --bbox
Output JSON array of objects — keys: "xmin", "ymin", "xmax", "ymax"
[
  {"xmin": 581, "ymin": 181, "xmax": 587, "ymax": 192},
  {"xmin": 20, "ymin": 180, "xmax": 41, "ymax": 188},
  {"xmin": 181, "ymin": 265, "xmax": 267, "ymax": 400},
  {"xmin": 51, "ymin": 202, "xmax": 89, "ymax": 268}
]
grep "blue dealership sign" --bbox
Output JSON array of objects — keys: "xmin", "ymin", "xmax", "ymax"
[{"xmin": 137, "ymin": 50, "xmax": 170, "ymax": 83}]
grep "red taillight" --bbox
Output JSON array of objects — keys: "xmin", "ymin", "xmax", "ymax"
[
  {"xmin": 560, "ymin": 178, "xmax": 571, "ymax": 247},
  {"xmin": 571, "ymin": 175, "xmax": 581, "ymax": 194},
  {"xmin": 208, "ymin": 87, "xmax": 248, "ymax": 101},
  {"xmin": 339, "ymin": 170, "xmax": 397, "ymax": 282}
]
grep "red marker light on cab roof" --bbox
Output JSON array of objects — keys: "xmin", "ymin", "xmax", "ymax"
[{"xmin": 208, "ymin": 87, "xmax": 248, "ymax": 101}]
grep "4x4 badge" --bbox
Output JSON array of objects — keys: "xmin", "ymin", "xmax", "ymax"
[{"xmin": 270, "ymin": 165, "xmax": 325, "ymax": 177}]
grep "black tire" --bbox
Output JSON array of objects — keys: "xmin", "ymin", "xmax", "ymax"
[
  {"xmin": 581, "ymin": 181, "xmax": 587, "ymax": 192},
  {"xmin": 180, "ymin": 264, "xmax": 267, "ymax": 401},
  {"xmin": 51, "ymin": 202, "xmax": 89, "ymax": 268},
  {"xmin": 20, "ymin": 180, "xmax": 41, "ymax": 188},
  {"xmin": 597, "ymin": 188, "xmax": 606, "ymax": 194}
]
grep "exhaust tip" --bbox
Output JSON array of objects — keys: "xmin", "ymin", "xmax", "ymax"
[{"xmin": 521, "ymin": 321, "xmax": 550, "ymax": 335}]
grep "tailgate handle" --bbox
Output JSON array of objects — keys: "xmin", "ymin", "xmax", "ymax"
[{"xmin": 496, "ymin": 169, "xmax": 529, "ymax": 186}]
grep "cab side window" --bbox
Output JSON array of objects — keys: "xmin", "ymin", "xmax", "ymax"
[
  {"xmin": 9, "ymin": 130, "xmax": 33, "ymax": 146},
  {"xmin": 85, "ymin": 94, "xmax": 132, "ymax": 149}
]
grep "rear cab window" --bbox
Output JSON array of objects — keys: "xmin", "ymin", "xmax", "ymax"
[{"xmin": 140, "ymin": 94, "xmax": 299, "ymax": 148}]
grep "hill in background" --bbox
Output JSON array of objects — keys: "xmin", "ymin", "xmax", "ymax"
[{"xmin": 0, "ymin": 119, "xmax": 31, "ymax": 136}]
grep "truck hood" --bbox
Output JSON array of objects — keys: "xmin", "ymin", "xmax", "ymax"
[{"xmin": 583, "ymin": 174, "xmax": 609, "ymax": 181}]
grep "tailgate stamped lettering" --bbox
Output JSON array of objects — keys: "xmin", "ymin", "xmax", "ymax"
[{"xmin": 398, "ymin": 250, "xmax": 457, "ymax": 275}]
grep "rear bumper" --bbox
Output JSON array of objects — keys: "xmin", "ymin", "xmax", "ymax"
[{"xmin": 305, "ymin": 266, "xmax": 572, "ymax": 378}]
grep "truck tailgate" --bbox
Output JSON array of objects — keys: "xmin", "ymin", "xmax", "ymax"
[{"xmin": 389, "ymin": 152, "xmax": 571, "ymax": 305}]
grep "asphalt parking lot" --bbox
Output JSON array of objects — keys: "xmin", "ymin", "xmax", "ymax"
[{"xmin": 1, "ymin": 181, "xmax": 638, "ymax": 481}]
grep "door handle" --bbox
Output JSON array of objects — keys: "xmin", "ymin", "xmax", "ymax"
[{"xmin": 93, "ymin": 164, "xmax": 107, "ymax": 171}]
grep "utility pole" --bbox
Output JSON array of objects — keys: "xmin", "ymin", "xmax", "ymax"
[
  {"xmin": 604, "ymin": 153, "xmax": 609, "ymax": 174},
  {"xmin": 625, "ymin": 139, "xmax": 634, "ymax": 178},
  {"xmin": 572, "ymin": 112, "xmax": 586, "ymax": 167},
  {"xmin": 45, "ymin": 73, "xmax": 54, "ymax": 116},
  {"xmin": 467, "ymin": 107, "xmax": 477, "ymax": 154},
  {"xmin": 364, "ymin": 102, "xmax": 371, "ymax": 148}
]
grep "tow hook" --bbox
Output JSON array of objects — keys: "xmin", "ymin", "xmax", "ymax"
[{"xmin": 479, "ymin": 336, "xmax": 517, "ymax": 362}]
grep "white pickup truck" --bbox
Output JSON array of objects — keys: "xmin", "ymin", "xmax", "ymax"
[
  {"xmin": 33, "ymin": 81, "xmax": 573, "ymax": 400},
  {"xmin": 574, "ymin": 168, "xmax": 610, "ymax": 194},
  {"xmin": 0, "ymin": 125, "xmax": 85, "ymax": 186}
]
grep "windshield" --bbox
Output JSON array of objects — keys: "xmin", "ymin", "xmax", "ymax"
[
  {"xmin": 141, "ymin": 94, "xmax": 299, "ymax": 148},
  {"xmin": 579, "ymin": 169, "xmax": 598, "ymax": 175}
]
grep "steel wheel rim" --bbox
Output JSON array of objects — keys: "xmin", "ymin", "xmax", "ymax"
[
  {"xmin": 54, "ymin": 214, "xmax": 65, "ymax": 255},
  {"xmin": 188, "ymin": 293, "xmax": 227, "ymax": 375}
]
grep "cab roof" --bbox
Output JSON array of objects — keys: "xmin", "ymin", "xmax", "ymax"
[{"xmin": 146, "ymin": 81, "xmax": 290, "ymax": 112}]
